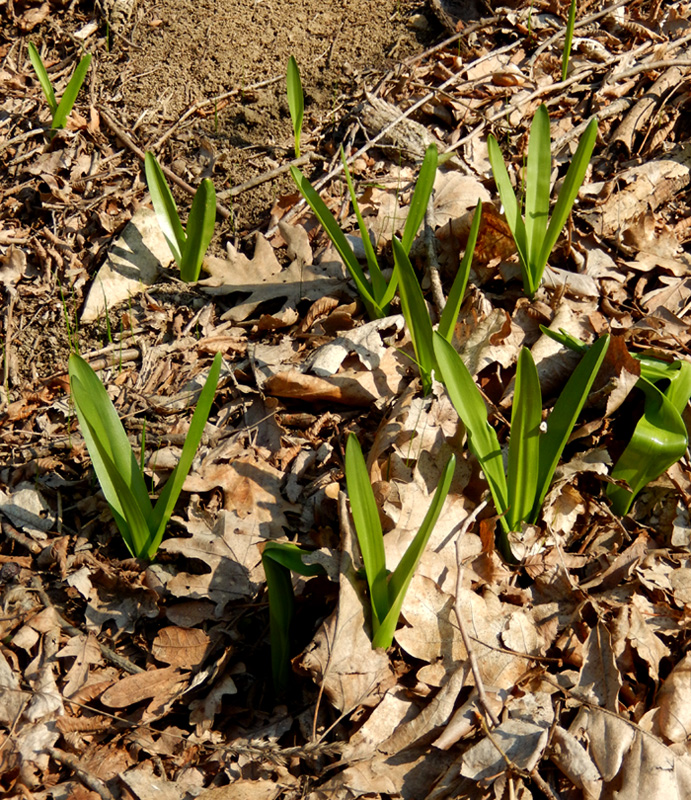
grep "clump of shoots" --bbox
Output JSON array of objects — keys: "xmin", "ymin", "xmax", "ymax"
[
  {"xmin": 291, "ymin": 144, "xmax": 438, "ymax": 320},
  {"xmin": 345, "ymin": 433, "xmax": 455, "ymax": 648},
  {"xmin": 433, "ymin": 332, "xmax": 609, "ymax": 560},
  {"xmin": 69, "ymin": 353, "xmax": 222, "ymax": 560},
  {"xmin": 144, "ymin": 152, "xmax": 216, "ymax": 283},
  {"xmin": 27, "ymin": 42, "xmax": 91, "ymax": 131},
  {"xmin": 487, "ymin": 103, "xmax": 597, "ymax": 298}
]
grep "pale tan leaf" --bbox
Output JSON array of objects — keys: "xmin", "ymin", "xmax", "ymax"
[
  {"xmin": 655, "ymin": 652, "xmax": 691, "ymax": 743},
  {"xmin": 202, "ymin": 229, "xmax": 347, "ymax": 322},
  {"xmin": 575, "ymin": 622, "xmax": 622, "ymax": 712},
  {"xmin": 570, "ymin": 706, "xmax": 691, "ymax": 797},
  {"xmin": 82, "ymin": 208, "xmax": 170, "ymax": 322}
]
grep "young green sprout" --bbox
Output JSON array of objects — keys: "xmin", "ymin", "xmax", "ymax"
[
  {"xmin": 487, "ymin": 104, "xmax": 597, "ymax": 298},
  {"xmin": 345, "ymin": 433, "xmax": 455, "ymax": 648},
  {"xmin": 261, "ymin": 542, "xmax": 326, "ymax": 692},
  {"xmin": 286, "ymin": 56, "xmax": 304, "ymax": 158},
  {"xmin": 562, "ymin": 0, "xmax": 578, "ymax": 81},
  {"xmin": 69, "ymin": 352, "xmax": 221, "ymax": 560},
  {"xmin": 144, "ymin": 152, "xmax": 217, "ymax": 283},
  {"xmin": 433, "ymin": 332, "xmax": 609, "ymax": 560},
  {"xmin": 27, "ymin": 42, "xmax": 92, "ymax": 131},
  {"xmin": 291, "ymin": 144, "xmax": 438, "ymax": 320}
]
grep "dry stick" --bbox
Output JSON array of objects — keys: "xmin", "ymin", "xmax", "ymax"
[
  {"xmin": 216, "ymin": 151, "xmax": 316, "ymax": 199},
  {"xmin": 452, "ymin": 500, "xmax": 500, "ymax": 728},
  {"xmin": 609, "ymin": 58, "xmax": 691, "ymax": 82},
  {"xmin": 48, "ymin": 747, "xmax": 117, "ymax": 800},
  {"xmin": 424, "ymin": 197, "xmax": 445, "ymax": 319},
  {"xmin": 99, "ymin": 107, "xmax": 233, "ymax": 220}
]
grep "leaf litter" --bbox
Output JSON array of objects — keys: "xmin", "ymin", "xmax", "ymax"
[{"xmin": 3, "ymin": 0, "xmax": 691, "ymax": 798}]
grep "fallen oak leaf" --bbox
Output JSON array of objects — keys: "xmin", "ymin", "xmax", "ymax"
[{"xmin": 100, "ymin": 666, "xmax": 188, "ymax": 709}]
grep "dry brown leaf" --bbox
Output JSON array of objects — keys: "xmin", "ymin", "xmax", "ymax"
[
  {"xmin": 396, "ymin": 574, "xmax": 546, "ymax": 691},
  {"xmin": 184, "ymin": 457, "xmax": 293, "ymax": 537},
  {"xmin": 264, "ymin": 345, "xmax": 409, "ymax": 406},
  {"xmin": 196, "ymin": 779, "xmax": 285, "ymax": 800},
  {"xmin": 151, "ymin": 626, "xmax": 211, "ymax": 669},
  {"xmin": 202, "ymin": 226, "xmax": 348, "ymax": 322},
  {"xmin": 161, "ymin": 508, "xmax": 268, "ymax": 613},
  {"xmin": 56, "ymin": 633, "xmax": 102, "ymax": 697},
  {"xmin": 570, "ymin": 705, "xmax": 691, "ymax": 797},
  {"xmin": 100, "ymin": 666, "xmax": 188, "ymax": 709},
  {"xmin": 573, "ymin": 622, "xmax": 622, "ymax": 712},
  {"xmin": 81, "ymin": 208, "xmax": 171, "ymax": 322}
]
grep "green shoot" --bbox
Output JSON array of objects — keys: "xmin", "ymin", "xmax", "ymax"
[
  {"xmin": 562, "ymin": 0, "xmax": 577, "ymax": 81},
  {"xmin": 68, "ymin": 353, "xmax": 222, "ymax": 560},
  {"xmin": 487, "ymin": 104, "xmax": 597, "ymax": 298},
  {"xmin": 542, "ymin": 327, "xmax": 691, "ymax": 515},
  {"xmin": 261, "ymin": 542, "xmax": 326, "ymax": 692},
  {"xmin": 286, "ymin": 56, "xmax": 304, "ymax": 159},
  {"xmin": 290, "ymin": 144, "xmax": 438, "ymax": 319},
  {"xmin": 345, "ymin": 433, "xmax": 455, "ymax": 648},
  {"xmin": 433, "ymin": 332, "xmax": 609, "ymax": 559},
  {"xmin": 144, "ymin": 152, "xmax": 217, "ymax": 282},
  {"xmin": 27, "ymin": 42, "xmax": 91, "ymax": 131},
  {"xmin": 393, "ymin": 201, "xmax": 482, "ymax": 395}
]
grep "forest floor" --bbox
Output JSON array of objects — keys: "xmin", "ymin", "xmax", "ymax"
[{"xmin": 2, "ymin": 0, "xmax": 691, "ymax": 798}]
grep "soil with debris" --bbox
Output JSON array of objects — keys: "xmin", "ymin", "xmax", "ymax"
[{"xmin": 3, "ymin": 0, "xmax": 691, "ymax": 798}]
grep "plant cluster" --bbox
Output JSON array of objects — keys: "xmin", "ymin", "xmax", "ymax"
[{"xmin": 51, "ymin": 48, "xmax": 689, "ymax": 692}]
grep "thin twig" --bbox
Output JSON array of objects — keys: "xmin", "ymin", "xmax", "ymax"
[
  {"xmin": 216, "ymin": 151, "xmax": 318, "ymax": 200},
  {"xmin": 48, "ymin": 747, "xmax": 117, "ymax": 800}
]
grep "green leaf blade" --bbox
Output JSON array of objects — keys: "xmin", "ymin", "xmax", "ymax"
[
  {"xmin": 179, "ymin": 178, "xmax": 216, "ymax": 282},
  {"xmin": 345, "ymin": 433, "xmax": 389, "ymax": 631},
  {"xmin": 27, "ymin": 43, "xmax": 57, "ymax": 115},
  {"xmin": 433, "ymin": 333, "xmax": 509, "ymax": 522},
  {"xmin": 374, "ymin": 455, "xmax": 455, "ymax": 649},
  {"xmin": 525, "ymin": 104, "xmax": 551, "ymax": 292},
  {"xmin": 148, "ymin": 353, "xmax": 222, "ymax": 559},
  {"xmin": 488, "ymin": 134, "xmax": 528, "ymax": 281},
  {"xmin": 401, "ymin": 144, "xmax": 437, "ymax": 254},
  {"xmin": 145, "ymin": 152, "xmax": 186, "ymax": 266},
  {"xmin": 340, "ymin": 148, "xmax": 389, "ymax": 305},
  {"xmin": 392, "ymin": 237, "xmax": 435, "ymax": 395},
  {"xmin": 507, "ymin": 349, "xmax": 541, "ymax": 531},
  {"xmin": 438, "ymin": 200, "xmax": 482, "ymax": 343},
  {"xmin": 290, "ymin": 166, "xmax": 382, "ymax": 319},
  {"xmin": 261, "ymin": 551, "xmax": 295, "ymax": 693},
  {"xmin": 69, "ymin": 355, "xmax": 153, "ymax": 557},
  {"xmin": 286, "ymin": 56, "xmax": 304, "ymax": 159},
  {"xmin": 537, "ymin": 117, "xmax": 597, "ymax": 278},
  {"xmin": 608, "ymin": 377, "xmax": 689, "ymax": 515},
  {"xmin": 52, "ymin": 52, "xmax": 92, "ymax": 130},
  {"xmin": 533, "ymin": 334, "xmax": 610, "ymax": 518}
]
